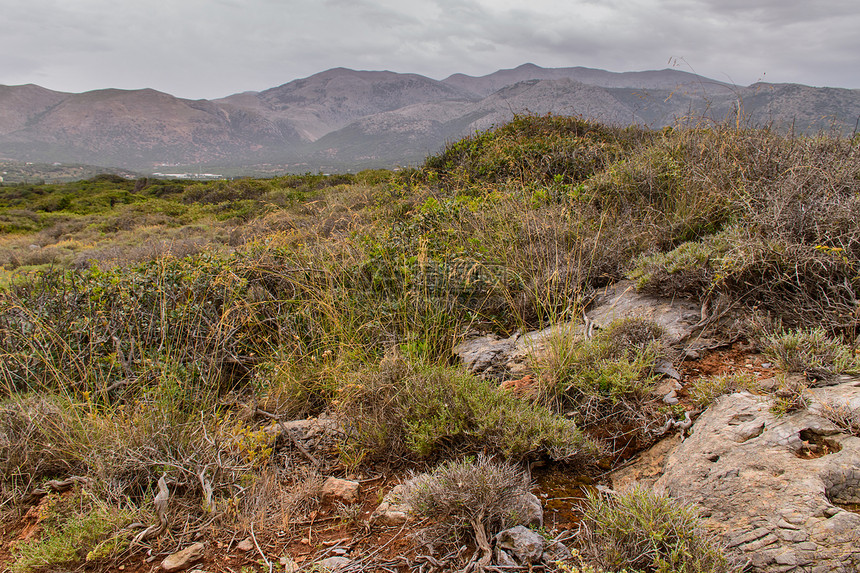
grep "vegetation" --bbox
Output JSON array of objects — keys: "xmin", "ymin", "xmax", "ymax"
[
  {"xmin": 1, "ymin": 114, "xmax": 858, "ymax": 571},
  {"xmin": 687, "ymin": 372, "xmax": 759, "ymax": 408},
  {"xmin": 405, "ymin": 455, "xmax": 534, "ymax": 548},
  {"xmin": 580, "ymin": 487, "xmax": 738, "ymax": 573}
]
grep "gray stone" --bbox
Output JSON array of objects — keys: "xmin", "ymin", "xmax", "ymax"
[
  {"xmin": 654, "ymin": 378, "xmax": 860, "ymax": 572},
  {"xmin": 316, "ymin": 556, "xmax": 352, "ymax": 571},
  {"xmin": 495, "ymin": 526, "xmax": 545, "ymax": 565},
  {"xmin": 519, "ymin": 491, "xmax": 544, "ymax": 527},
  {"xmin": 453, "ymin": 280, "xmax": 730, "ymax": 376},
  {"xmin": 161, "ymin": 543, "xmax": 205, "ymax": 573}
]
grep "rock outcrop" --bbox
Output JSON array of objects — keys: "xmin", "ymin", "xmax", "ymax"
[
  {"xmin": 654, "ymin": 380, "xmax": 860, "ymax": 572},
  {"xmin": 453, "ymin": 280, "xmax": 727, "ymax": 379}
]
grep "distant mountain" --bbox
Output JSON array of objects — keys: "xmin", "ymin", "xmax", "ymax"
[
  {"xmin": 442, "ymin": 62, "xmax": 733, "ymax": 97},
  {"xmin": 1, "ymin": 65, "xmax": 858, "ymax": 173}
]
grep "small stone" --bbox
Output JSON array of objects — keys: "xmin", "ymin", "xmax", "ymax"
[
  {"xmin": 316, "ymin": 556, "xmax": 352, "ymax": 571},
  {"xmin": 236, "ymin": 538, "xmax": 254, "ymax": 552},
  {"xmin": 519, "ymin": 492, "xmax": 543, "ymax": 527},
  {"xmin": 161, "ymin": 542, "xmax": 205, "ymax": 573},
  {"xmin": 280, "ymin": 556, "xmax": 299, "ymax": 572},
  {"xmin": 663, "ymin": 390, "xmax": 679, "ymax": 405},
  {"xmin": 684, "ymin": 349, "xmax": 701, "ymax": 360},
  {"xmin": 761, "ymin": 363, "xmax": 773, "ymax": 369},
  {"xmin": 321, "ymin": 477, "xmax": 360, "ymax": 504}
]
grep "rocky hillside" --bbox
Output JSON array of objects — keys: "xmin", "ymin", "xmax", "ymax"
[{"xmin": 1, "ymin": 64, "xmax": 859, "ymax": 172}]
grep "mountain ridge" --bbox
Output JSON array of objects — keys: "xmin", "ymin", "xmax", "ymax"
[{"xmin": 1, "ymin": 64, "xmax": 858, "ymax": 173}]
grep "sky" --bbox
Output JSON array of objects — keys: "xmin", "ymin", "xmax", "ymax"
[{"xmin": 2, "ymin": 0, "xmax": 858, "ymax": 100}]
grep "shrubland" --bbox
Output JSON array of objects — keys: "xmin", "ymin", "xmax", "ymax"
[{"xmin": 1, "ymin": 114, "xmax": 857, "ymax": 571}]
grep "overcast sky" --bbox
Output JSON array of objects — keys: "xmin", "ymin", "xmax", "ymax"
[{"xmin": 2, "ymin": 0, "xmax": 858, "ymax": 100}]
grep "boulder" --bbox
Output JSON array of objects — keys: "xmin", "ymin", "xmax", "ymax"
[
  {"xmin": 161, "ymin": 542, "xmax": 205, "ymax": 572},
  {"xmin": 655, "ymin": 379, "xmax": 860, "ymax": 572}
]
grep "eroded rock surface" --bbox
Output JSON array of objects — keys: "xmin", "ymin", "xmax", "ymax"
[
  {"xmin": 655, "ymin": 380, "xmax": 860, "ymax": 572},
  {"xmin": 453, "ymin": 280, "xmax": 725, "ymax": 378}
]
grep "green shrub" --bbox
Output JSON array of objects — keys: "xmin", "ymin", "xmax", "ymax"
[
  {"xmin": 537, "ymin": 318, "xmax": 663, "ymax": 427},
  {"xmin": 335, "ymin": 356, "xmax": 597, "ymax": 464},
  {"xmin": 581, "ymin": 487, "xmax": 737, "ymax": 573},
  {"xmin": 762, "ymin": 327, "xmax": 858, "ymax": 380},
  {"xmin": 12, "ymin": 488, "xmax": 135, "ymax": 572}
]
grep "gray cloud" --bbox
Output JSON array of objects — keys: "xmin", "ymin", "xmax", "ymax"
[{"xmin": 0, "ymin": 0, "xmax": 857, "ymax": 99}]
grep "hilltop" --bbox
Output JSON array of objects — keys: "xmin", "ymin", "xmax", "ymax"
[
  {"xmin": 1, "ymin": 64, "xmax": 860, "ymax": 174},
  {"xmin": 0, "ymin": 115, "xmax": 859, "ymax": 572}
]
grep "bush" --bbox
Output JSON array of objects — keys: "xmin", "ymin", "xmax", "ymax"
[
  {"xmin": 335, "ymin": 355, "xmax": 597, "ymax": 464},
  {"xmin": 11, "ymin": 488, "xmax": 135, "ymax": 572},
  {"xmin": 537, "ymin": 318, "xmax": 663, "ymax": 427},
  {"xmin": 762, "ymin": 327, "xmax": 858, "ymax": 381},
  {"xmin": 581, "ymin": 487, "xmax": 738, "ymax": 573},
  {"xmin": 406, "ymin": 455, "xmax": 533, "ymax": 547}
]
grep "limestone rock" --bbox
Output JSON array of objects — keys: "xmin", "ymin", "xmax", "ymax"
[
  {"xmin": 495, "ymin": 525, "xmax": 545, "ymax": 565},
  {"xmin": 321, "ymin": 477, "xmax": 360, "ymax": 504},
  {"xmin": 161, "ymin": 542, "xmax": 205, "ymax": 572},
  {"xmin": 655, "ymin": 379, "xmax": 860, "ymax": 572},
  {"xmin": 453, "ymin": 280, "xmax": 727, "ymax": 377},
  {"xmin": 519, "ymin": 491, "xmax": 544, "ymax": 528}
]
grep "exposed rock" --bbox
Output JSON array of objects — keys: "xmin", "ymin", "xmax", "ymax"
[
  {"xmin": 161, "ymin": 542, "xmax": 206, "ymax": 572},
  {"xmin": 235, "ymin": 537, "xmax": 254, "ymax": 552},
  {"xmin": 321, "ymin": 477, "xmax": 360, "ymax": 504},
  {"xmin": 519, "ymin": 491, "xmax": 544, "ymax": 528},
  {"xmin": 494, "ymin": 526, "xmax": 545, "ymax": 565},
  {"xmin": 316, "ymin": 556, "xmax": 353, "ymax": 571},
  {"xmin": 453, "ymin": 280, "xmax": 727, "ymax": 378},
  {"xmin": 370, "ymin": 482, "xmax": 411, "ymax": 526},
  {"xmin": 655, "ymin": 380, "xmax": 860, "ymax": 572},
  {"xmin": 612, "ymin": 434, "xmax": 682, "ymax": 490}
]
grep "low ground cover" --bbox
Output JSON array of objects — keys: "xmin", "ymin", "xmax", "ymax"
[{"xmin": 1, "ymin": 114, "xmax": 857, "ymax": 571}]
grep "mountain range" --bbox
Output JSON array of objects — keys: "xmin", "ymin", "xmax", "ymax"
[{"xmin": 1, "ymin": 63, "xmax": 859, "ymax": 174}]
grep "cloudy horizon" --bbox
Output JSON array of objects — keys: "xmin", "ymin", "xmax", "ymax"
[{"xmin": 2, "ymin": 0, "xmax": 858, "ymax": 100}]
